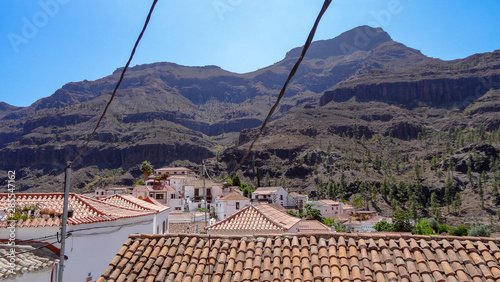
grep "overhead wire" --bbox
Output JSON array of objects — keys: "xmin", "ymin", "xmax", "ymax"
[
  {"xmin": 68, "ymin": 0, "xmax": 159, "ymax": 168},
  {"xmin": 228, "ymin": 0, "xmax": 332, "ymax": 177}
]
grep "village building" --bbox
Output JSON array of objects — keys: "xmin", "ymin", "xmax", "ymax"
[
  {"xmin": 337, "ymin": 211, "xmax": 393, "ymax": 233},
  {"xmin": 0, "ymin": 193, "xmax": 170, "ymax": 282},
  {"xmin": 206, "ymin": 203, "xmax": 301, "ymax": 235},
  {"xmin": 94, "ymin": 186, "xmax": 133, "ymax": 200},
  {"xmin": 251, "ymin": 186, "xmax": 288, "ymax": 206},
  {"xmin": 98, "ymin": 232, "xmax": 500, "ymax": 281},
  {"xmin": 286, "ymin": 191, "xmax": 308, "ymax": 213},
  {"xmin": 314, "ymin": 199, "xmax": 345, "ymax": 219},
  {"xmin": 214, "ymin": 191, "xmax": 250, "ymax": 220},
  {"xmin": 182, "ymin": 179, "xmax": 224, "ymax": 212},
  {"xmin": 154, "ymin": 166, "xmax": 194, "ymax": 177},
  {"xmin": 132, "ymin": 178, "xmax": 179, "ymax": 208}
]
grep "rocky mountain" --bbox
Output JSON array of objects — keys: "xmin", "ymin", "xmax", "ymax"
[{"xmin": 1, "ymin": 25, "xmax": 500, "ymax": 228}]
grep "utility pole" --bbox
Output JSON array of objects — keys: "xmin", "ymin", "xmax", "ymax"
[{"xmin": 58, "ymin": 162, "xmax": 71, "ymax": 282}]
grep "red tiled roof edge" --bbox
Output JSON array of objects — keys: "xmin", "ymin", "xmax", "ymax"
[{"xmin": 255, "ymin": 204, "xmax": 300, "ymax": 231}]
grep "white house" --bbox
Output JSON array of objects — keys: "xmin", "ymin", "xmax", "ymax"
[
  {"xmin": 313, "ymin": 200, "xmax": 345, "ymax": 219},
  {"xmin": 251, "ymin": 186, "xmax": 288, "ymax": 206},
  {"xmin": 215, "ymin": 191, "xmax": 250, "ymax": 220},
  {"xmin": 154, "ymin": 166, "xmax": 194, "ymax": 177},
  {"xmin": 133, "ymin": 178, "xmax": 181, "ymax": 208},
  {"xmin": 286, "ymin": 191, "xmax": 308, "ymax": 213},
  {"xmin": 346, "ymin": 215, "xmax": 393, "ymax": 232},
  {"xmin": 0, "ymin": 193, "xmax": 170, "ymax": 282},
  {"xmin": 94, "ymin": 186, "xmax": 133, "ymax": 200},
  {"xmin": 182, "ymin": 179, "xmax": 223, "ymax": 212}
]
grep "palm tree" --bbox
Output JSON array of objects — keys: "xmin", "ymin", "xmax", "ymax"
[{"xmin": 140, "ymin": 161, "xmax": 153, "ymax": 181}]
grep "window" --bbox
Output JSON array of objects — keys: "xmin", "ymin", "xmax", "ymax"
[
  {"xmin": 163, "ymin": 221, "xmax": 166, "ymax": 233},
  {"xmin": 156, "ymin": 194, "xmax": 164, "ymax": 200},
  {"xmin": 280, "ymin": 195, "xmax": 283, "ymax": 200},
  {"xmin": 236, "ymin": 202, "xmax": 240, "ymax": 210},
  {"xmin": 170, "ymin": 194, "xmax": 175, "ymax": 199}
]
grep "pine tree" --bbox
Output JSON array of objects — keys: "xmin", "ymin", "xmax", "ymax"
[
  {"xmin": 408, "ymin": 193, "xmax": 419, "ymax": 222},
  {"xmin": 430, "ymin": 192, "xmax": 440, "ymax": 220},
  {"xmin": 444, "ymin": 176, "xmax": 454, "ymax": 213},
  {"xmin": 327, "ymin": 181, "xmax": 335, "ymax": 200},
  {"xmin": 467, "ymin": 158, "xmax": 474, "ymax": 188},
  {"xmin": 452, "ymin": 193, "xmax": 461, "ymax": 214}
]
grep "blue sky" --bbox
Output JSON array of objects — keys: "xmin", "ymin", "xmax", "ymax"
[{"xmin": 1, "ymin": 0, "xmax": 499, "ymax": 107}]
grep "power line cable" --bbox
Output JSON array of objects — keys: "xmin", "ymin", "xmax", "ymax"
[
  {"xmin": 68, "ymin": 0, "xmax": 159, "ymax": 168},
  {"xmin": 228, "ymin": 0, "xmax": 332, "ymax": 177}
]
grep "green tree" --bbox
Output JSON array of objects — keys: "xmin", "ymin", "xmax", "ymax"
[
  {"xmin": 396, "ymin": 180, "xmax": 407, "ymax": 203},
  {"xmin": 431, "ymin": 155, "xmax": 439, "ymax": 171},
  {"xmin": 450, "ymin": 225, "xmax": 469, "ymax": 236},
  {"xmin": 288, "ymin": 210, "xmax": 299, "ymax": 217},
  {"xmin": 373, "ymin": 220, "xmax": 393, "ymax": 232},
  {"xmin": 140, "ymin": 161, "xmax": 153, "ymax": 181},
  {"xmin": 430, "ymin": 192, "xmax": 440, "ymax": 221},
  {"xmin": 352, "ymin": 196, "xmax": 364, "ymax": 211},
  {"xmin": 232, "ymin": 174, "xmax": 241, "ymax": 187},
  {"xmin": 468, "ymin": 225, "xmax": 491, "ymax": 237},
  {"xmin": 304, "ymin": 204, "xmax": 324, "ymax": 222},
  {"xmin": 444, "ymin": 176, "xmax": 455, "ymax": 212},
  {"xmin": 452, "ymin": 193, "xmax": 462, "ymax": 214},
  {"xmin": 473, "ymin": 152, "xmax": 482, "ymax": 171},
  {"xmin": 427, "ymin": 218, "xmax": 439, "ymax": 234},
  {"xmin": 438, "ymin": 224, "xmax": 450, "ymax": 234},
  {"xmin": 492, "ymin": 178, "xmax": 499, "ymax": 205},
  {"xmin": 412, "ymin": 219, "xmax": 433, "ymax": 235},
  {"xmin": 323, "ymin": 217, "xmax": 334, "ymax": 227},
  {"xmin": 392, "ymin": 208, "xmax": 412, "ymax": 232},
  {"xmin": 408, "ymin": 193, "xmax": 420, "ymax": 222}
]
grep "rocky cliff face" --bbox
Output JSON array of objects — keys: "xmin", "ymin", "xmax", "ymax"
[{"xmin": 320, "ymin": 76, "xmax": 500, "ymax": 108}]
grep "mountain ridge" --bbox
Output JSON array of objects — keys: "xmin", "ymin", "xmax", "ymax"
[{"xmin": 1, "ymin": 26, "xmax": 499, "ymax": 230}]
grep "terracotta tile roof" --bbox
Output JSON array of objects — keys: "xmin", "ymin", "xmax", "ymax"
[
  {"xmin": 252, "ymin": 186, "xmax": 283, "ymax": 195},
  {"xmin": 142, "ymin": 196, "xmax": 168, "ymax": 207},
  {"xmin": 98, "ymin": 232, "xmax": 500, "ymax": 282},
  {"xmin": 219, "ymin": 192, "xmax": 249, "ymax": 201},
  {"xmin": 169, "ymin": 222, "xmax": 207, "ymax": 234},
  {"xmin": 288, "ymin": 191, "xmax": 307, "ymax": 197},
  {"xmin": 0, "ymin": 193, "xmax": 158, "ymax": 227},
  {"xmin": 101, "ymin": 194, "xmax": 169, "ymax": 212},
  {"xmin": 206, "ymin": 204, "xmax": 300, "ymax": 234},
  {"xmin": 318, "ymin": 199, "xmax": 342, "ymax": 205},
  {"xmin": 0, "ymin": 242, "xmax": 59, "ymax": 280},
  {"xmin": 298, "ymin": 220, "xmax": 332, "ymax": 233}
]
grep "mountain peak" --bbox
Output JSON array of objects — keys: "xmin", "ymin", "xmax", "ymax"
[{"xmin": 285, "ymin": 25, "xmax": 392, "ymax": 59}]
